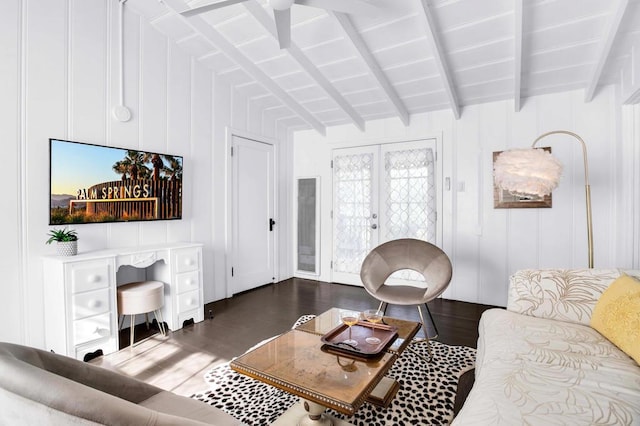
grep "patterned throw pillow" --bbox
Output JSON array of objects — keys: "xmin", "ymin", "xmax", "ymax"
[
  {"xmin": 507, "ymin": 269, "xmax": 621, "ymax": 325},
  {"xmin": 590, "ymin": 275, "xmax": 640, "ymax": 365}
]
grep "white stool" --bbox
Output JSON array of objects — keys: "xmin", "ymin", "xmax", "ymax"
[{"xmin": 117, "ymin": 280, "xmax": 167, "ymax": 348}]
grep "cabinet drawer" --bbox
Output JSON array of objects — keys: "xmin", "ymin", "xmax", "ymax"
[
  {"xmin": 72, "ymin": 288, "xmax": 110, "ymax": 320},
  {"xmin": 178, "ymin": 309, "xmax": 201, "ymax": 328},
  {"xmin": 69, "ymin": 261, "xmax": 111, "ymax": 293},
  {"xmin": 73, "ymin": 312, "xmax": 111, "ymax": 346},
  {"xmin": 174, "ymin": 249, "xmax": 199, "ymax": 274},
  {"xmin": 176, "ymin": 271, "xmax": 200, "ymax": 294},
  {"xmin": 75, "ymin": 338, "xmax": 117, "ymax": 361},
  {"xmin": 177, "ymin": 290, "xmax": 200, "ymax": 314}
]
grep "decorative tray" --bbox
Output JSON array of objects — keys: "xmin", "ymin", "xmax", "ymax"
[{"xmin": 320, "ymin": 321, "xmax": 398, "ymax": 358}]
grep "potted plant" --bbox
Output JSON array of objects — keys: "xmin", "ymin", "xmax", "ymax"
[{"xmin": 46, "ymin": 228, "xmax": 78, "ymax": 256}]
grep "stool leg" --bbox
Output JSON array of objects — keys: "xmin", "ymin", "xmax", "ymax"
[
  {"xmin": 118, "ymin": 315, "xmax": 124, "ymax": 331},
  {"xmin": 154, "ymin": 310, "xmax": 166, "ymax": 336},
  {"xmin": 130, "ymin": 314, "xmax": 135, "ymax": 348},
  {"xmin": 145, "ymin": 313, "xmax": 150, "ymax": 330}
]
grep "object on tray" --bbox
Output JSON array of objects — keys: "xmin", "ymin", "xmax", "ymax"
[{"xmin": 320, "ymin": 321, "xmax": 398, "ymax": 358}]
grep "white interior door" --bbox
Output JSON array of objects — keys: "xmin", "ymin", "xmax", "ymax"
[
  {"xmin": 231, "ymin": 135, "xmax": 276, "ymax": 294},
  {"xmin": 332, "ymin": 140, "xmax": 438, "ymax": 286}
]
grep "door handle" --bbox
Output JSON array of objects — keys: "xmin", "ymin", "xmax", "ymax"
[
  {"xmin": 371, "ymin": 224, "xmax": 378, "ymax": 229},
  {"xmin": 269, "ymin": 218, "xmax": 276, "ymax": 231}
]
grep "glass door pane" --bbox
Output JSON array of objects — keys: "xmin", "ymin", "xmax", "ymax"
[
  {"xmin": 332, "ymin": 147, "xmax": 378, "ymax": 285},
  {"xmin": 297, "ymin": 177, "xmax": 319, "ymax": 275}
]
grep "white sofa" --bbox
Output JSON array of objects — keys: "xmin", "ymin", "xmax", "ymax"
[{"xmin": 453, "ymin": 269, "xmax": 640, "ymax": 425}]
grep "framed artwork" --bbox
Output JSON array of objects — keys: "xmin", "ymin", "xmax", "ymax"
[{"xmin": 493, "ymin": 148, "xmax": 552, "ymax": 209}]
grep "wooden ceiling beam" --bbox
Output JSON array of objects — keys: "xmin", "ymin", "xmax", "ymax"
[
  {"xmin": 514, "ymin": 0, "xmax": 523, "ymax": 112},
  {"xmin": 163, "ymin": 0, "xmax": 326, "ymax": 135},
  {"xmin": 243, "ymin": 1, "xmax": 365, "ymax": 131},
  {"xmin": 332, "ymin": 12, "xmax": 410, "ymax": 126},
  {"xmin": 418, "ymin": 0, "xmax": 461, "ymax": 119},
  {"xmin": 585, "ymin": 0, "xmax": 630, "ymax": 102}
]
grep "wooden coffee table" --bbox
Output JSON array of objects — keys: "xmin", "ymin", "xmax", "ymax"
[{"xmin": 230, "ymin": 308, "xmax": 421, "ymax": 425}]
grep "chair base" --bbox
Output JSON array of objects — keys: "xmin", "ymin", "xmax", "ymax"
[{"xmin": 378, "ymin": 301, "xmax": 437, "ymax": 362}]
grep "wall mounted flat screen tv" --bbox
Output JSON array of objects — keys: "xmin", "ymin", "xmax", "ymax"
[{"xmin": 50, "ymin": 139, "xmax": 183, "ymax": 225}]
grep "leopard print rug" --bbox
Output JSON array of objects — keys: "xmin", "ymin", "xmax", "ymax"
[{"xmin": 191, "ymin": 316, "xmax": 476, "ymax": 425}]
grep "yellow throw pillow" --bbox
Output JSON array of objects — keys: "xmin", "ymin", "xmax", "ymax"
[{"xmin": 591, "ymin": 275, "xmax": 640, "ymax": 365}]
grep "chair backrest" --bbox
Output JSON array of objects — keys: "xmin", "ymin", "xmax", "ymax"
[{"xmin": 360, "ymin": 238, "xmax": 452, "ymax": 304}]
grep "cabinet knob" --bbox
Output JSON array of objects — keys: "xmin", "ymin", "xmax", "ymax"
[
  {"xmin": 87, "ymin": 275, "xmax": 101, "ymax": 283},
  {"xmin": 187, "ymin": 298, "xmax": 195, "ymax": 306},
  {"xmin": 185, "ymin": 259, "xmax": 195, "ymax": 266},
  {"xmin": 88, "ymin": 299, "xmax": 101, "ymax": 309},
  {"xmin": 93, "ymin": 327, "xmax": 109, "ymax": 337}
]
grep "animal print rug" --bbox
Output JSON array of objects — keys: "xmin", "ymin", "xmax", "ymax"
[{"xmin": 191, "ymin": 316, "xmax": 476, "ymax": 426}]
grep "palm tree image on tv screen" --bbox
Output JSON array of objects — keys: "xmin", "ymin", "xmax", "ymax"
[{"xmin": 50, "ymin": 139, "xmax": 183, "ymax": 224}]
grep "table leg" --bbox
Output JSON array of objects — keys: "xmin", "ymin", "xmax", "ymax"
[
  {"xmin": 299, "ymin": 399, "xmax": 333, "ymax": 425},
  {"xmin": 272, "ymin": 399, "xmax": 354, "ymax": 426}
]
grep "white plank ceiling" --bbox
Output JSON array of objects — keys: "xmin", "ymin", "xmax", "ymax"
[{"xmin": 130, "ymin": 0, "xmax": 640, "ymax": 135}]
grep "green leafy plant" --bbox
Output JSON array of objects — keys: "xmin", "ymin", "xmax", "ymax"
[{"xmin": 46, "ymin": 228, "xmax": 78, "ymax": 244}]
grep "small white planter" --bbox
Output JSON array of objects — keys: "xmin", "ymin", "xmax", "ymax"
[{"xmin": 56, "ymin": 240, "xmax": 78, "ymax": 256}]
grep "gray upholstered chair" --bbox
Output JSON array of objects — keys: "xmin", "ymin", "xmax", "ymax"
[{"xmin": 360, "ymin": 238, "xmax": 452, "ymax": 359}]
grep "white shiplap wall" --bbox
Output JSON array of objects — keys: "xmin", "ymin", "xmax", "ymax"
[
  {"xmin": 293, "ymin": 85, "xmax": 637, "ymax": 307},
  {"xmin": 0, "ymin": 0, "xmax": 284, "ymax": 347}
]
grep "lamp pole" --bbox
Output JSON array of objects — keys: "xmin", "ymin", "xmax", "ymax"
[{"xmin": 531, "ymin": 130, "xmax": 594, "ymax": 268}]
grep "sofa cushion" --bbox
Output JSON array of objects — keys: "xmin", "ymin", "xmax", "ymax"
[
  {"xmin": 591, "ymin": 275, "xmax": 640, "ymax": 365},
  {"xmin": 453, "ymin": 308, "xmax": 640, "ymax": 425},
  {"xmin": 140, "ymin": 391, "xmax": 243, "ymax": 426},
  {"xmin": 507, "ymin": 269, "xmax": 622, "ymax": 326}
]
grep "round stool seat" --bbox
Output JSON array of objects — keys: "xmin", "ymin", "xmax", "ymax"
[
  {"xmin": 117, "ymin": 280, "xmax": 166, "ymax": 347},
  {"xmin": 117, "ymin": 280, "xmax": 164, "ymax": 314}
]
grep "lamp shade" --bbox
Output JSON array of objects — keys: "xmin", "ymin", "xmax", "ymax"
[{"xmin": 494, "ymin": 148, "xmax": 563, "ymax": 197}]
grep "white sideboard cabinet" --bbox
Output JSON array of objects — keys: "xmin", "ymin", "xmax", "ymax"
[{"xmin": 43, "ymin": 242, "xmax": 204, "ymax": 360}]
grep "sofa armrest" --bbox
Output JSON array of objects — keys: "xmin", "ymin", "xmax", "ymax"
[
  {"xmin": 506, "ymin": 269, "xmax": 622, "ymax": 326},
  {"xmin": 0, "ymin": 354, "xmax": 210, "ymax": 425},
  {"xmin": 1, "ymin": 342, "xmax": 160, "ymax": 404}
]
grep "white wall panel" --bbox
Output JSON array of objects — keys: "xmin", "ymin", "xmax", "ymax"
[
  {"xmin": 231, "ymin": 90, "xmax": 248, "ymax": 130},
  {"xmin": 69, "ymin": 0, "xmax": 107, "ymax": 142},
  {"xmin": 620, "ymin": 104, "xmax": 640, "ymax": 269},
  {"xmin": 0, "ymin": 0, "xmax": 24, "ymax": 345},
  {"xmin": 477, "ymin": 101, "xmax": 509, "ymax": 306},
  {"xmin": 212, "ymin": 79, "xmax": 232, "ymax": 300},
  {"xmin": 190, "ymin": 60, "xmax": 214, "ymax": 301},
  {"xmin": 166, "ymin": 44, "xmax": 193, "ymax": 242},
  {"xmin": 24, "ymin": 0, "xmax": 68, "ymax": 347},
  {"xmin": 452, "ymin": 107, "xmax": 481, "ymax": 303}
]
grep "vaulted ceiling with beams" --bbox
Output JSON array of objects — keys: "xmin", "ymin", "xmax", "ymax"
[{"xmin": 129, "ymin": 0, "xmax": 640, "ymax": 135}]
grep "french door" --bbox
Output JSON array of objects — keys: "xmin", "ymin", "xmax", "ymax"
[
  {"xmin": 331, "ymin": 140, "xmax": 438, "ymax": 286},
  {"xmin": 231, "ymin": 135, "xmax": 276, "ymax": 294}
]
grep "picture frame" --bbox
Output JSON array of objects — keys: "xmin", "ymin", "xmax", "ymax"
[{"xmin": 493, "ymin": 148, "xmax": 552, "ymax": 209}]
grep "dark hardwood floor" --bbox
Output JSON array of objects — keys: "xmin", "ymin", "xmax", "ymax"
[{"xmin": 96, "ymin": 278, "xmax": 496, "ymax": 397}]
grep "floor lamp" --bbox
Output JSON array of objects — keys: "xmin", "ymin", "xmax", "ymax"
[{"xmin": 494, "ymin": 130, "xmax": 594, "ymax": 268}]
